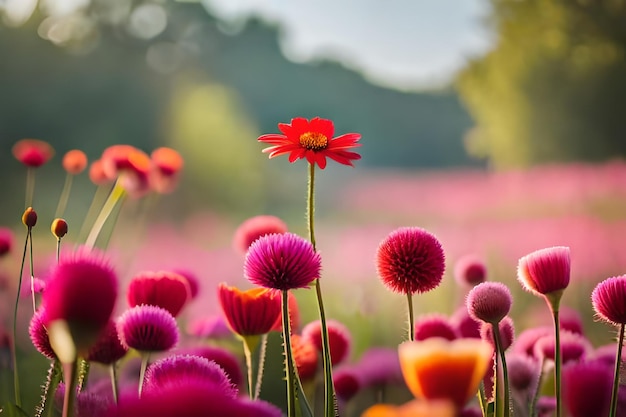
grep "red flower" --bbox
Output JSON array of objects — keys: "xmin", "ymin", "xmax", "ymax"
[
  {"xmin": 12, "ymin": 139, "xmax": 55, "ymax": 168},
  {"xmin": 217, "ymin": 283, "xmax": 281, "ymax": 337},
  {"xmin": 127, "ymin": 271, "xmax": 191, "ymax": 318},
  {"xmin": 291, "ymin": 334, "xmax": 318, "ymax": 381},
  {"xmin": 258, "ymin": 117, "xmax": 361, "ymax": 169}
]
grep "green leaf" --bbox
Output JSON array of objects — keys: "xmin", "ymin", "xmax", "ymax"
[{"xmin": 1, "ymin": 402, "xmax": 30, "ymax": 417}]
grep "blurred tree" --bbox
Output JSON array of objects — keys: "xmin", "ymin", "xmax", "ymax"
[{"xmin": 457, "ymin": 0, "xmax": 626, "ymax": 168}]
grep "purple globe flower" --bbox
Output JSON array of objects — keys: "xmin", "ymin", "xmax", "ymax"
[
  {"xmin": 117, "ymin": 305, "xmax": 178, "ymax": 352},
  {"xmin": 173, "ymin": 346, "xmax": 243, "ymax": 387},
  {"xmin": 87, "ymin": 320, "xmax": 128, "ymax": 365},
  {"xmin": 480, "ymin": 316, "xmax": 515, "ymax": 351},
  {"xmin": 244, "ymin": 233, "xmax": 321, "ymax": 291}
]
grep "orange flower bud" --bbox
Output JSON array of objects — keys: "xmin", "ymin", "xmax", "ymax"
[
  {"xmin": 22, "ymin": 207, "xmax": 37, "ymax": 228},
  {"xmin": 62, "ymin": 150, "xmax": 88, "ymax": 175},
  {"xmin": 51, "ymin": 218, "xmax": 68, "ymax": 239}
]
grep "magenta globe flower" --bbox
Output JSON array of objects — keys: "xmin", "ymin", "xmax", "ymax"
[
  {"xmin": 42, "ymin": 248, "xmax": 118, "ymax": 355},
  {"xmin": 376, "ymin": 227, "xmax": 445, "ymax": 295},
  {"xmin": 414, "ymin": 314, "xmax": 458, "ymax": 341},
  {"xmin": 233, "ymin": 215, "xmax": 288, "ymax": 255},
  {"xmin": 29, "ymin": 308, "xmax": 55, "ymax": 360},
  {"xmin": 454, "ymin": 254, "xmax": 487, "ymax": 286},
  {"xmin": 117, "ymin": 305, "xmax": 179, "ymax": 353},
  {"xmin": 244, "ymin": 233, "xmax": 321, "ymax": 291},
  {"xmin": 592, "ymin": 275, "xmax": 626, "ymax": 326},
  {"xmin": 302, "ymin": 319, "xmax": 352, "ymax": 365},
  {"xmin": 87, "ymin": 320, "xmax": 128, "ymax": 365}
]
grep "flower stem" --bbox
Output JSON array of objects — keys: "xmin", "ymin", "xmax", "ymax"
[
  {"xmin": 242, "ymin": 336, "xmax": 260, "ymax": 399},
  {"xmin": 85, "ymin": 180, "xmax": 126, "ymax": 249},
  {"xmin": 254, "ymin": 334, "xmax": 268, "ymax": 400},
  {"xmin": 406, "ymin": 293, "xmax": 415, "ymax": 341},
  {"xmin": 282, "ymin": 290, "xmax": 297, "ymax": 417},
  {"xmin": 529, "ymin": 358, "xmax": 545, "ymax": 417},
  {"xmin": 25, "ymin": 167, "xmax": 34, "ymax": 208},
  {"xmin": 609, "ymin": 323, "xmax": 625, "ymax": 417},
  {"xmin": 110, "ymin": 363, "xmax": 119, "ymax": 404},
  {"xmin": 552, "ymin": 308, "xmax": 562, "ymax": 417},
  {"xmin": 307, "ymin": 162, "xmax": 337, "ymax": 417},
  {"xmin": 11, "ymin": 226, "xmax": 30, "ymax": 407},
  {"xmin": 78, "ymin": 185, "xmax": 108, "ymax": 244},
  {"xmin": 493, "ymin": 323, "xmax": 510, "ymax": 417},
  {"xmin": 35, "ymin": 359, "xmax": 61, "ymax": 417},
  {"xmin": 55, "ymin": 173, "xmax": 73, "ymax": 218},
  {"xmin": 62, "ymin": 360, "xmax": 78, "ymax": 417},
  {"xmin": 29, "ymin": 228, "xmax": 36, "ymax": 315},
  {"xmin": 138, "ymin": 353, "xmax": 150, "ymax": 398}
]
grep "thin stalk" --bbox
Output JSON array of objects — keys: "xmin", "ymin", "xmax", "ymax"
[
  {"xmin": 254, "ymin": 334, "xmax": 268, "ymax": 400},
  {"xmin": 55, "ymin": 173, "xmax": 73, "ymax": 218},
  {"xmin": 307, "ymin": 162, "xmax": 336, "ymax": 417},
  {"xmin": 62, "ymin": 361, "xmax": 78, "ymax": 417},
  {"xmin": 35, "ymin": 360, "xmax": 61, "ymax": 417},
  {"xmin": 529, "ymin": 358, "xmax": 545, "ymax": 417},
  {"xmin": 282, "ymin": 290, "xmax": 297, "ymax": 417},
  {"xmin": 552, "ymin": 309, "xmax": 562, "ymax": 417},
  {"xmin": 11, "ymin": 227, "xmax": 30, "ymax": 407},
  {"xmin": 76, "ymin": 359, "xmax": 90, "ymax": 391},
  {"xmin": 56, "ymin": 238, "xmax": 61, "ymax": 263},
  {"xmin": 242, "ymin": 337, "xmax": 255, "ymax": 399},
  {"xmin": 609, "ymin": 323, "xmax": 625, "ymax": 417},
  {"xmin": 110, "ymin": 363, "xmax": 119, "ymax": 404},
  {"xmin": 138, "ymin": 354, "xmax": 150, "ymax": 398},
  {"xmin": 29, "ymin": 228, "xmax": 36, "ymax": 314},
  {"xmin": 84, "ymin": 181, "xmax": 126, "ymax": 249},
  {"xmin": 77, "ymin": 185, "xmax": 108, "ymax": 244},
  {"xmin": 407, "ymin": 293, "xmax": 415, "ymax": 341},
  {"xmin": 25, "ymin": 167, "xmax": 35, "ymax": 208},
  {"xmin": 493, "ymin": 323, "xmax": 510, "ymax": 417},
  {"xmin": 477, "ymin": 381, "xmax": 488, "ymax": 417}
]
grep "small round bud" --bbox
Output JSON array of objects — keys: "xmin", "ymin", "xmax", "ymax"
[
  {"xmin": 22, "ymin": 207, "xmax": 37, "ymax": 228},
  {"xmin": 62, "ymin": 150, "xmax": 88, "ymax": 175},
  {"xmin": 51, "ymin": 218, "xmax": 68, "ymax": 239}
]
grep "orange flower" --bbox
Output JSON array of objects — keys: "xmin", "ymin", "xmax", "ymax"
[
  {"xmin": 398, "ymin": 338, "xmax": 493, "ymax": 409},
  {"xmin": 361, "ymin": 399, "xmax": 455, "ymax": 417},
  {"xmin": 12, "ymin": 139, "xmax": 55, "ymax": 168},
  {"xmin": 62, "ymin": 149, "xmax": 88, "ymax": 175},
  {"xmin": 101, "ymin": 145, "xmax": 151, "ymax": 197},
  {"xmin": 217, "ymin": 283, "xmax": 281, "ymax": 337},
  {"xmin": 258, "ymin": 117, "xmax": 361, "ymax": 169},
  {"xmin": 150, "ymin": 147, "xmax": 184, "ymax": 194}
]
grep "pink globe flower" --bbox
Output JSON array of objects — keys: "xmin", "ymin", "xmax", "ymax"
[
  {"xmin": 454, "ymin": 255, "xmax": 487, "ymax": 286},
  {"xmin": 244, "ymin": 233, "xmax": 321, "ymax": 291},
  {"xmin": 174, "ymin": 346, "xmax": 243, "ymax": 387},
  {"xmin": 333, "ymin": 368, "xmax": 361, "ymax": 402},
  {"xmin": 506, "ymin": 353, "xmax": 540, "ymax": 394},
  {"xmin": 29, "ymin": 308, "xmax": 55, "ymax": 360},
  {"xmin": 42, "ymin": 248, "xmax": 118, "ymax": 354},
  {"xmin": 127, "ymin": 270, "xmax": 191, "ymax": 318},
  {"xmin": 0, "ymin": 227, "xmax": 13, "ymax": 257},
  {"xmin": 12, "ymin": 138, "xmax": 54, "ymax": 167},
  {"xmin": 450, "ymin": 307, "xmax": 481, "ymax": 339},
  {"xmin": 302, "ymin": 319, "xmax": 351, "ymax": 365},
  {"xmin": 480, "ymin": 316, "xmax": 515, "ymax": 351},
  {"xmin": 466, "ymin": 282, "xmax": 512, "ymax": 324},
  {"xmin": 233, "ymin": 215, "xmax": 288, "ymax": 255},
  {"xmin": 376, "ymin": 227, "xmax": 445, "ymax": 294},
  {"xmin": 517, "ymin": 246, "xmax": 571, "ymax": 298},
  {"xmin": 563, "ymin": 361, "xmax": 613, "ymax": 417},
  {"xmin": 591, "ymin": 275, "xmax": 626, "ymax": 326},
  {"xmin": 87, "ymin": 320, "xmax": 128, "ymax": 365},
  {"xmin": 143, "ymin": 355, "xmax": 237, "ymax": 398},
  {"xmin": 117, "ymin": 305, "xmax": 178, "ymax": 353},
  {"xmin": 534, "ymin": 331, "xmax": 591, "ymax": 364},
  {"xmin": 414, "ymin": 314, "xmax": 458, "ymax": 341}
]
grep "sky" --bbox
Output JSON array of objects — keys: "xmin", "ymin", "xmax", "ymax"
[{"xmin": 201, "ymin": 0, "xmax": 495, "ymax": 90}]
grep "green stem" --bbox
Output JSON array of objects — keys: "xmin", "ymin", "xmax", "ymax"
[
  {"xmin": 552, "ymin": 309, "xmax": 562, "ymax": 417},
  {"xmin": 25, "ymin": 167, "xmax": 34, "ymax": 208},
  {"xmin": 529, "ymin": 358, "xmax": 545, "ymax": 417},
  {"xmin": 282, "ymin": 290, "xmax": 297, "ymax": 417},
  {"xmin": 609, "ymin": 323, "xmax": 625, "ymax": 417},
  {"xmin": 138, "ymin": 353, "xmax": 150, "ymax": 398},
  {"xmin": 55, "ymin": 173, "xmax": 73, "ymax": 218},
  {"xmin": 307, "ymin": 162, "xmax": 336, "ymax": 417},
  {"xmin": 492, "ymin": 323, "xmax": 510, "ymax": 417},
  {"xmin": 62, "ymin": 361, "xmax": 78, "ymax": 417},
  {"xmin": 254, "ymin": 334, "xmax": 268, "ymax": 400},
  {"xmin": 77, "ymin": 185, "xmax": 108, "ymax": 244},
  {"xmin": 11, "ymin": 227, "xmax": 30, "ymax": 407},
  {"xmin": 242, "ymin": 337, "xmax": 255, "ymax": 399},
  {"xmin": 110, "ymin": 363, "xmax": 119, "ymax": 404},
  {"xmin": 477, "ymin": 381, "xmax": 488, "ymax": 417},
  {"xmin": 84, "ymin": 181, "xmax": 126, "ymax": 249},
  {"xmin": 35, "ymin": 360, "xmax": 61, "ymax": 417},
  {"xmin": 76, "ymin": 359, "xmax": 90, "ymax": 391},
  {"xmin": 407, "ymin": 293, "xmax": 415, "ymax": 341}
]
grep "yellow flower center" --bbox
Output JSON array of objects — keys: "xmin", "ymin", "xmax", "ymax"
[{"xmin": 299, "ymin": 132, "xmax": 328, "ymax": 151}]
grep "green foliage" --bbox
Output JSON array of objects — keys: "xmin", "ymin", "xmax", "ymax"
[{"xmin": 457, "ymin": 0, "xmax": 626, "ymax": 168}]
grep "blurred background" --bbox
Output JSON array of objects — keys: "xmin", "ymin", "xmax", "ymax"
[{"xmin": 2, "ymin": 0, "xmax": 626, "ymax": 411}]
